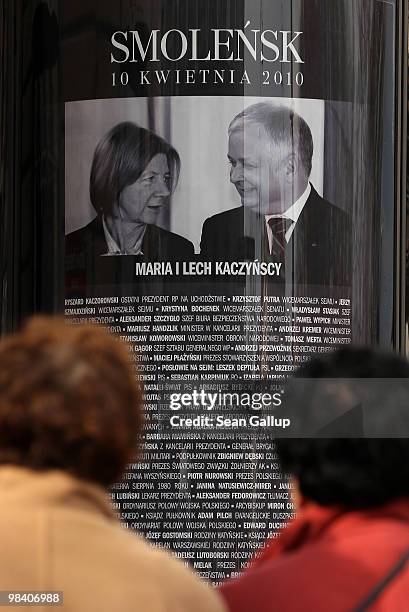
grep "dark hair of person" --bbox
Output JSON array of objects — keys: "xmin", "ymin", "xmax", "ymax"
[
  {"xmin": 90, "ymin": 121, "xmax": 180, "ymax": 216},
  {"xmin": 0, "ymin": 317, "xmax": 143, "ymax": 486},
  {"xmin": 229, "ymin": 103, "xmax": 314, "ymax": 177},
  {"xmin": 275, "ymin": 347, "xmax": 409, "ymax": 509}
]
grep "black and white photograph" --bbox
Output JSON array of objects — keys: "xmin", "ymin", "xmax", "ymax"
[{"xmin": 65, "ymin": 95, "xmax": 352, "ymax": 287}]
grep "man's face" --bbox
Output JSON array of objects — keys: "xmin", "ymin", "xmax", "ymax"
[{"xmin": 228, "ymin": 123, "xmax": 288, "ymax": 215}]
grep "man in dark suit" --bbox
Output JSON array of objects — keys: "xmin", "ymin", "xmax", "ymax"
[{"xmin": 200, "ymin": 103, "xmax": 351, "ymax": 287}]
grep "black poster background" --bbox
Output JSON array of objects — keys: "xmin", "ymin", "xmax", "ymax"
[{"xmin": 1, "ymin": 0, "xmax": 408, "ymax": 584}]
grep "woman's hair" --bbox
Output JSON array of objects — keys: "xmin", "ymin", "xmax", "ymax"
[
  {"xmin": 0, "ymin": 317, "xmax": 143, "ymax": 486},
  {"xmin": 275, "ymin": 347, "xmax": 409, "ymax": 509},
  {"xmin": 90, "ymin": 121, "xmax": 180, "ymax": 216}
]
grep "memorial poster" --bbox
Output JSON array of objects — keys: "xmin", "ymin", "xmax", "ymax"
[{"xmin": 62, "ymin": 0, "xmax": 398, "ymax": 582}]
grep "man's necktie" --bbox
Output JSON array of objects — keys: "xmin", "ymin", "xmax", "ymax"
[{"xmin": 268, "ymin": 217, "xmax": 292, "ymax": 260}]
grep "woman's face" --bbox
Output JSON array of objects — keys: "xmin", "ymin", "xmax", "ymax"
[{"xmin": 118, "ymin": 153, "xmax": 171, "ymax": 224}]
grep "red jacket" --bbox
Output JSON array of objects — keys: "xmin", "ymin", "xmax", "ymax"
[{"xmin": 219, "ymin": 500, "xmax": 409, "ymax": 612}]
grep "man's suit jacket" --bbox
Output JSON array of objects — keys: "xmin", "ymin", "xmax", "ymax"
[
  {"xmin": 200, "ymin": 186, "xmax": 351, "ymax": 287},
  {"xmin": 65, "ymin": 216, "xmax": 194, "ymax": 289}
]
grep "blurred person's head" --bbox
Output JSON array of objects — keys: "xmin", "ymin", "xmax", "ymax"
[
  {"xmin": 0, "ymin": 317, "xmax": 143, "ymax": 486},
  {"xmin": 276, "ymin": 347, "xmax": 409, "ymax": 509}
]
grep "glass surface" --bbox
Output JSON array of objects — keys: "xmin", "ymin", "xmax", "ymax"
[{"xmin": 1, "ymin": 0, "xmax": 406, "ymax": 584}]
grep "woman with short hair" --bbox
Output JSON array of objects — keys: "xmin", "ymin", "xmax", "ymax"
[
  {"xmin": 219, "ymin": 348, "xmax": 409, "ymax": 612},
  {"xmin": 66, "ymin": 121, "xmax": 193, "ymax": 259},
  {"xmin": 0, "ymin": 317, "xmax": 225, "ymax": 612}
]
